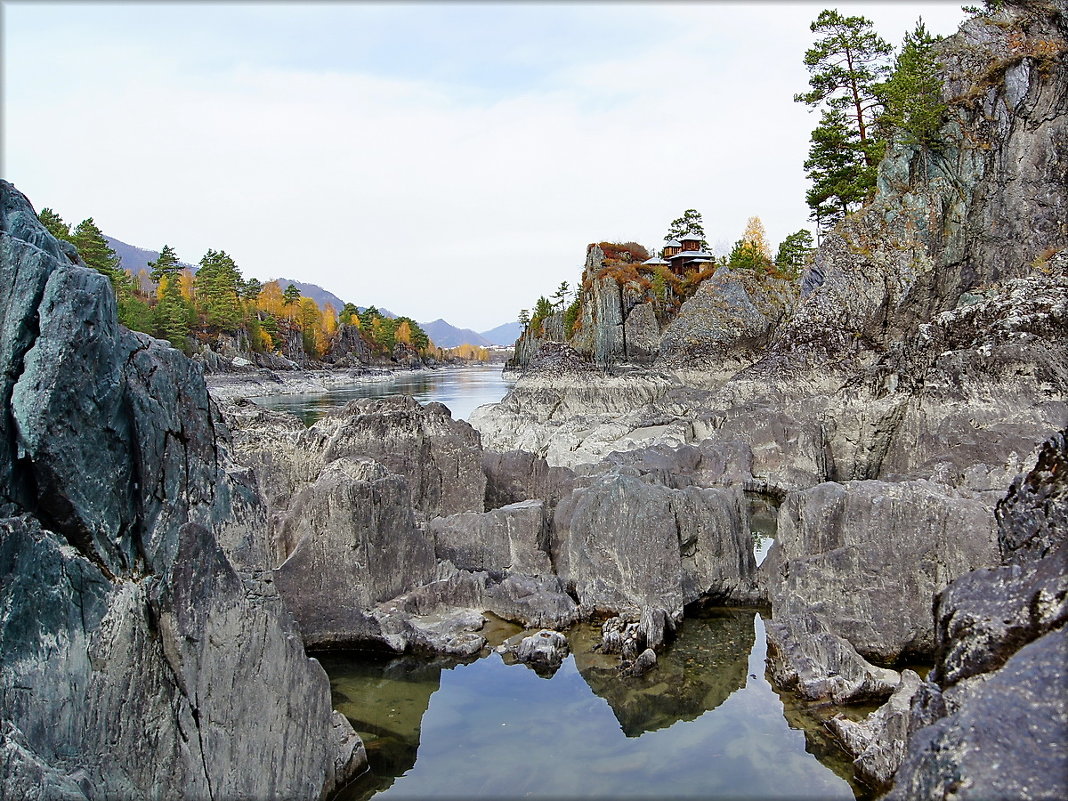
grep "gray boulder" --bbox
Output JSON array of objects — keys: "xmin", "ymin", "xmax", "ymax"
[
  {"xmin": 512, "ymin": 629, "xmax": 570, "ymax": 674},
  {"xmin": 430, "ymin": 499, "xmax": 550, "ymax": 576},
  {"xmin": 273, "ymin": 457, "xmax": 437, "ymax": 649},
  {"xmin": 311, "ymin": 395, "xmax": 486, "ymax": 520},
  {"xmin": 885, "ymin": 427, "xmax": 1068, "ymax": 798},
  {"xmin": 766, "ymin": 479, "xmax": 999, "ymax": 663}
]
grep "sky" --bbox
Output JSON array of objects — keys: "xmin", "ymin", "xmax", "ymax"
[{"xmin": 3, "ymin": 1, "xmax": 968, "ymax": 331}]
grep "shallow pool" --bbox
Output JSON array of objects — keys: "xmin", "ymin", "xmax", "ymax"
[{"xmin": 322, "ymin": 609, "xmax": 861, "ymax": 801}]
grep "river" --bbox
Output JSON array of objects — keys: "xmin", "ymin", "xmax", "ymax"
[
  {"xmin": 257, "ymin": 366, "xmax": 863, "ymax": 800},
  {"xmin": 253, "ymin": 364, "xmax": 515, "ymax": 425}
]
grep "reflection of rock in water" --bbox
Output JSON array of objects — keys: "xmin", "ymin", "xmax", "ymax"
[
  {"xmin": 574, "ymin": 608, "xmax": 755, "ymax": 737},
  {"xmin": 775, "ymin": 689, "xmax": 878, "ymax": 801},
  {"xmin": 318, "ymin": 653, "xmax": 449, "ymax": 800}
]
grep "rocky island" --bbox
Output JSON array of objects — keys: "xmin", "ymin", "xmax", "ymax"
[{"xmin": 2, "ymin": 2, "xmax": 1065, "ymax": 800}]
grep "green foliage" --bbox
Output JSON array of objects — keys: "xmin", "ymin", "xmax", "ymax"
[
  {"xmin": 665, "ymin": 210, "xmax": 708, "ymax": 250},
  {"xmin": 728, "ymin": 239, "xmax": 773, "ymax": 273},
  {"xmin": 796, "ymin": 9, "xmax": 892, "ymax": 231},
  {"xmin": 563, "ymin": 297, "xmax": 582, "ymax": 338},
  {"xmin": 529, "ymin": 295, "xmax": 554, "ymax": 336},
  {"xmin": 71, "ymin": 218, "xmax": 123, "ymax": 281},
  {"xmin": 38, "ymin": 208, "xmax": 72, "ymax": 242},
  {"xmin": 552, "ymin": 281, "xmax": 571, "ymax": 308},
  {"xmin": 195, "ymin": 249, "xmax": 243, "ymax": 330},
  {"xmin": 518, "ymin": 309, "xmax": 530, "ymax": 328},
  {"xmin": 962, "ymin": 1, "xmax": 1004, "ymax": 16},
  {"xmin": 282, "ymin": 283, "xmax": 302, "ymax": 306},
  {"xmin": 118, "ymin": 295, "xmax": 155, "ymax": 334},
  {"xmin": 241, "ymin": 277, "xmax": 264, "ymax": 301},
  {"xmin": 795, "ymin": 9, "xmax": 892, "ymax": 151},
  {"xmin": 338, "ymin": 302, "xmax": 360, "ymax": 325},
  {"xmin": 775, "ymin": 230, "xmax": 815, "ymax": 277},
  {"xmin": 803, "ymin": 109, "xmax": 877, "ymax": 229},
  {"xmin": 148, "ymin": 244, "xmax": 182, "ymax": 283},
  {"xmin": 879, "ymin": 20, "xmax": 946, "ymax": 147},
  {"xmin": 154, "ymin": 274, "xmax": 190, "ymax": 351}
]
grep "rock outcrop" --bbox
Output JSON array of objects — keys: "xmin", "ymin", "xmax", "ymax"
[
  {"xmin": 0, "ymin": 180, "xmax": 361, "ymax": 800},
  {"xmin": 885, "ymin": 426, "xmax": 1067, "ymax": 799}
]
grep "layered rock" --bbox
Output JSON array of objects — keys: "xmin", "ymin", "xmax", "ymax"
[
  {"xmin": 551, "ymin": 472, "xmax": 758, "ymax": 642},
  {"xmin": 766, "ymin": 480, "xmax": 999, "ymax": 664},
  {"xmin": 0, "ymin": 180, "xmax": 361, "ymax": 799}
]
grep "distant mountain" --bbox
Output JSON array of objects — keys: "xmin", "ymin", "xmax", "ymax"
[
  {"xmin": 420, "ymin": 319, "xmax": 493, "ymax": 349},
  {"xmin": 480, "ymin": 321, "xmax": 522, "ymax": 346}
]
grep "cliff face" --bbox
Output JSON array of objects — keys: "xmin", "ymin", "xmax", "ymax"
[
  {"xmin": 0, "ymin": 181, "xmax": 362, "ymax": 799},
  {"xmin": 761, "ymin": 1, "xmax": 1067, "ymax": 377}
]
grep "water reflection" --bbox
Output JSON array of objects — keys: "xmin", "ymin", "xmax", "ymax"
[
  {"xmin": 573, "ymin": 610, "xmax": 753, "ymax": 737},
  {"xmin": 255, "ymin": 365, "xmax": 514, "ymax": 425},
  {"xmin": 325, "ymin": 610, "xmax": 857, "ymax": 800}
]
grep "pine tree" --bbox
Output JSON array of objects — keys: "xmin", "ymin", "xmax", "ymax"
[
  {"xmin": 241, "ymin": 277, "xmax": 264, "ymax": 301},
  {"xmin": 665, "ymin": 209, "xmax": 708, "ymax": 250},
  {"xmin": 148, "ymin": 244, "xmax": 182, "ymax": 283},
  {"xmin": 552, "ymin": 281, "xmax": 570, "ymax": 308},
  {"xmin": 282, "ymin": 283, "xmax": 302, "ymax": 306},
  {"xmin": 795, "ymin": 10, "xmax": 892, "ymax": 230},
  {"xmin": 795, "ymin": 10, "xmax": 892, "ymax": 162},
  {"xmin": 71, "ymin": 218, "xmax": 123, "ymax": 281},
  {"xmin": 195, "ymin": 249, "xmax": 243, "ymax": 331},
  {"xmin": 518, "ymin": 309, "xmax": 530, "ymax": 328},
  {"xmin": 154, "ymin": 275, "xmax": 190, "ymax": 352},
  {"xmin": 803, "ymin": 109, "xmax": 874, "ymax": 229},
  {"xmin": 775, "ymin": 230, "xmax": 815, "ymax": 276},
  {"xmin": 879, "ymin": 20, "xmax": 946, "ymax": 147},
  {"xmin": 38, "ymin": 208, "xmax": 72, "ymax": 242}
]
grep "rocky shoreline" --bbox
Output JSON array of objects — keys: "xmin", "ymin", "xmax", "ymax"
[{"xmin": 204, "ymin": 364, "xmax": 436, "ymax": 401}]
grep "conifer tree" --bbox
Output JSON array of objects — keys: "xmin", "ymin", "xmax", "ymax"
[
  {"xmin": 38, "ymin": 208, "xmax": 72, "ymax": 242},
  {"xmin": 775, "ymin": 230, "xmax": 815, "ymax": 276},
  {"xmin": 71, "ymin": 218, "xmax": 123, "ymax": 281},
  {"xmin": 282, "ymin": 283, "xmax": 302, "ymax": 306},
  {"xmin": 665, "ymin": 209, "xmax": 708, "ymax": 250},
  {"xmin": 195, "ymin": 249, "xmax": 243, "ymax": 330},
  {"xmin": 796, "ymin": 10, "xmax": 892, "ymax": 230},
  {"xmin": 148, "ymin": 245, "xmax": 182, "ymax": 283},
  {"xmin": 879, "ymin": 20, "xmax": 946, "ymax": 147},
  {"xmin": 154, "ymin": 275, "xmax": 190, "ymax": 352}
]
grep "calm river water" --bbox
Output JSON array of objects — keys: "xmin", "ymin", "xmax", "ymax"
[
  {"xmin": 261, "ymin": 366, "xmax": 861, "ymax": 800},
  {"xmin": 254, "ymin": 364, "xmax": 514, "ymax": 425}
]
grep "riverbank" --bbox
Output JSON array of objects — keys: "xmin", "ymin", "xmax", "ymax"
[{"xmin": 204, "ymin": 365, "xmax": 440, "ymax": 401}]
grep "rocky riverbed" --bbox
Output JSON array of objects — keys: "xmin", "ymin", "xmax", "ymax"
[{"xmin": 2, "ymin": 4, "xmax": 1066, "ymax": 800}]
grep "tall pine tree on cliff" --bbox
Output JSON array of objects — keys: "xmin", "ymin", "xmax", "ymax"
[
  {"xmin": 795, "ymin": 10, "xmax": 892, "ymax": 231},
  {"xmin": 879, "ymin": 20, "xmax": 946, "ymax": 148}
]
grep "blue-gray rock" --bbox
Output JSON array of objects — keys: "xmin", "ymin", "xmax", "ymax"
[{"xmin": 0, "ymin": 180, "xmax": 362, "ymax": 799}]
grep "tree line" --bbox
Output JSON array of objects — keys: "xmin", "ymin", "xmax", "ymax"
[{"xmin": 37, "ymin": 209, "xmax": 432, "ymax": 361}]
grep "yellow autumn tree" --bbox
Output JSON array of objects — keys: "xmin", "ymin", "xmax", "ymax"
[
  {"xmin": 729, "ymin": 216, "xmax": 774, "ymax": 273},
  {"xmin": 256, "ymin": 280, "xmax": 286, "ymax": 317},
  {"xmin": 321, "ymin": 302, "xmax": 338, "ymax": 340},
  {"xmin": 395, "ymin": 320, "xmax": 413, "ymax": 346},
  {"xmin": 179, "ymin": 268, "xmax": 196, "ymax": 302},
  {"xmin": 743, "ymin": 216, "xmax": 772, "ymax": 260},
  {"xmin": 298, "ymin": 296, "xmax": 324, "ymax": 357}
]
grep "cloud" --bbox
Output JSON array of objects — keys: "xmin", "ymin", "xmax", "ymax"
[{"xmin": 3, "ymin": 2, "xmax": 965, "ymax": 330}]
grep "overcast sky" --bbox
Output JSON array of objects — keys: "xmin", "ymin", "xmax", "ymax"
[{"xmin": 4, "ymin": 1, "xmax": 966, "ymax": 331}]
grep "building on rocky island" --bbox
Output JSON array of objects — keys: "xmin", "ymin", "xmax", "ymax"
[{"xmin": 647, "ymin": 231, "xmax": 715, "ymax": 276}]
